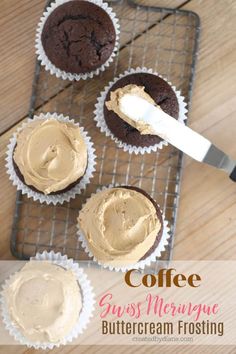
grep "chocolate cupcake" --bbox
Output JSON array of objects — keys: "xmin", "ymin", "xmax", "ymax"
[
  {"xmin": 77, "ymin": 186, "xmax": 170, "ymax": 271},
  {"xmin": 94, "ymin": 67, "xmax": 187, "ymax": 154},
  {"xmin": 0, "ymin": 251, "xmax": 95, "ymax": 349},
  {"xmin": 36, "ymin": 0, "xmax": 120, "ymax": 80},
  {"xmin": 6, "ymin": 113, "xmax": 96, "ymax": 204}
]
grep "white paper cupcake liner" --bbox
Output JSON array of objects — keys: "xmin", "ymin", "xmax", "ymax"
[
  {"xmin": 5, "ymin": 112, "xmax": 97, "ymax": 205},
  {"xmin": 35, "ymin": 0, "xmax": 120, "ymax": 81},
  {"xmin": 77, "ymin": 185, "xmax": 171, "ymax": 272},
  {"xmin": 0, "ymin": 251, "xmax": 95, "ymax": 349},
  {"xmin": 94, "ymin": 67, "xmax": 188, "ymax": 154}
]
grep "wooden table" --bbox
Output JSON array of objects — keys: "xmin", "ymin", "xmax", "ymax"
[{"xmin": 0, "ymin": 0, "xmax": 235, "ymax": 353}]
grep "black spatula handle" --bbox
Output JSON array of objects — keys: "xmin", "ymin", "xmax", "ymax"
[{"xmin": 230, "ymin": 166, "xmax": 236, "ymax": 181}]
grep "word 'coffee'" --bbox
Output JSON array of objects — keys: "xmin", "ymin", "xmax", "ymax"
[{"xmin": 125, "ymin": 268, "xmax": 201, "ymax": 288}]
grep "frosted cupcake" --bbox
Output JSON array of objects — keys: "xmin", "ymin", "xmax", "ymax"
[
  {"xmin": 94, "ymin": 68, "xmax": 187, "ymax": 154},
  {"xmin": 1, "ymin": 252, "xmax": 95, "ymax": 349},
  {"xmin": 77, "ymin": 186, "xmax": 170, "ymax": 271},
  {"xmin": 6, "ymin": 113, "xmax": 96, "ymax": 204},
  {"xmin": 36, "ymin": 0, "xmax": 120, "ymax": 80},
  {"xmin": 3, "ymin": 262, "xmax": 82, "ymax": 344}
]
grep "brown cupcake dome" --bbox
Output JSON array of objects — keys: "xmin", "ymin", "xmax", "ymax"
[{"xmin": 41, "ymin": 1, "xmax": 117, "ymax": 74}]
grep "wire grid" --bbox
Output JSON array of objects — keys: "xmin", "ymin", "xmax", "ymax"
[{"xmin": 10, "ymin": 0, "xmax": 200, "ymax": 270}]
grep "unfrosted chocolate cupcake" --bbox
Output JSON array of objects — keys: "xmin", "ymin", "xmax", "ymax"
[
  {"xmin": 41, "ymin": 0, "xmax": 117, "ymax": 76},
  {"xmin": 104, "ymin": 72, "xmax": 179, "ymax": 148},
  {"xmin": 77, "ymin": 186, "xmax": 164, "ymax": 268}
]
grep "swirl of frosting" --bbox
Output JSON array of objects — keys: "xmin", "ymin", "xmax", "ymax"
[
  {"xmin": 13, "ymin": 118, "xmax": 87, "ymax": 194},
  {"xmin": 3, "ymin": 261, "xmax": 82, "ymax": 343},
  {"xmin": 78, "ymin": 187, "xmax": 162, "ymax": 267}
]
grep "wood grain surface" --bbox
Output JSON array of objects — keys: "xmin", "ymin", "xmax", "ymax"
[{"xmin": 0, "ymin": 0, "xmax": 235, "ymax": 353}]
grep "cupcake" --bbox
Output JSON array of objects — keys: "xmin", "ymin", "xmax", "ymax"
[
  {"xmin": 94, "ymin": 67, "xmax": 187, "ymax": 154},
  {"xmin": 6, "ymin": 113, "xmax": 96, "ymax": 204},
  {"xmin": 3, "ymin": 262, "xmax": 82, "ymax": 344},
  {"xmin": 36, "ymin": 0, "xmax": 120, "ymax": 80},
  {"xmin": 77, "ymin": 186, "xmax": 170, "ymax": 271},
  {"xmin": 0, "ymin": 252, "xmax": 95, "ymax": 348}
]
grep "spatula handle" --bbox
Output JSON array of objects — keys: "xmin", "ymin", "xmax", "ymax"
[{"xmin": 229, "ymin": 166, "xmax": 236, "ymax": 181}]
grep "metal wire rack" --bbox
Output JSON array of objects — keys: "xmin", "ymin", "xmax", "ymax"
[{"xmin": 10, "ymin": 0, "xmax": 200, "ymax": 270}]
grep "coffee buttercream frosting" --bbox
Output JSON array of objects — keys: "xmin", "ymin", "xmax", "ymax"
[
  {"xmin": 105, "ymin": 84, "xmax": 160, "ymax": 135},
  {"xmin": 3, "ymin": 261, "xmax": 82, "ymax": 343},
  {"xmin": 13, "ymin": 118, "xmax": 87, "ymax": 194},
  {"xmin": 77, "ymin": 187, "xmax": 162, "ymax": 266}
]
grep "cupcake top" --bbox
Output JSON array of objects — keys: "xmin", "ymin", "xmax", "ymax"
[
  {"xmin": 13, "ymin": 118, "xmax": 87, "ymax": 194},
  {"xmin": 3, "ymin": 261, "xmax": 82, "ymax": 343},
  {"xmin": 78, "ymin": 187, "xmax": 163, "ymax": 267},
  {"xmin": 103, "ymin": 72, "xmax": 179, "ymax": 148},
  {"xmin": 106, "ymin": 84, "xmax": 159, "ymax": 135},
  {"xmin": 41, "ymin": 0, "xmax": 116, "ymax": 74}
]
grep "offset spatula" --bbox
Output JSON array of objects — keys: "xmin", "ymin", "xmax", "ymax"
[{"xmin": 119, "ymin": 94, "xmax": 236, "ymax": 181}]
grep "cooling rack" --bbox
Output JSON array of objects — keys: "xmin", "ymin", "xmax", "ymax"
[{"xmin": 10, "ymin": 0, "xmax": 200, "ymax": 271}]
